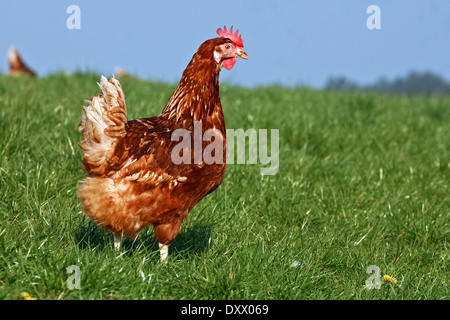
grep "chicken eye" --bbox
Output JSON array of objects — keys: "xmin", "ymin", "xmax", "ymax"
[{"xmin": 225, "ymin": 44, "xmax": 231, "ymax": 50}]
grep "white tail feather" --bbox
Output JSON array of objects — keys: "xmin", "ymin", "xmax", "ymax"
[{"xmin": 79, "ymin": 76, "xmax": 128, "ymax": 175}]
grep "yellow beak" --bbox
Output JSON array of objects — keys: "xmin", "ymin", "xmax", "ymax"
[{"xmin": 237, "ymin": 49, "xmax": 248, "ymax": 60}]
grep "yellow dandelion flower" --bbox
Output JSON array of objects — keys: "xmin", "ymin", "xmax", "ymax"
[
  {"xmin": 383, "ymin": 275, "xmax": 397, "ymax": 284},
  {"xmin": 20, "ymin": 292, "xmax": 37, "ymax": 300}
]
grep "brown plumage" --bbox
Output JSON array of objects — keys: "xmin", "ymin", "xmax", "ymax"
[
  {"xmin": 8, "ymin": 47, "xmax": 36, "ymax": 77},
  {"xmin": 114, "ymin": 67, "xmax": 140, "ymax": 80},
  {"xmin": 77, "ymin": 28, "xmax": 248, "ymax": 261}
]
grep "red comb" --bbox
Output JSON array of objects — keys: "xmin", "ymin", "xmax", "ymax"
[{"xmin": 216, "ymin": 26, "xmax": 244, "ymax": 48}]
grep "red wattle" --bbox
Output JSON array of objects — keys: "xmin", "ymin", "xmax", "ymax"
[{"xmin": 223, "ymin": 58, "xmax": 236, "ymax": 70}]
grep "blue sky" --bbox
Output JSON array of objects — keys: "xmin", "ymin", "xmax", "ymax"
[{"xmin": 1, "ymin": 0, "xmax": 449, "ymax": 87}]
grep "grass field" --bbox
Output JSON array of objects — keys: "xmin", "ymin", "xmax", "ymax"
[{"xmin": 0, "ymin": 72, "xmax": 448, "ymax": 300}]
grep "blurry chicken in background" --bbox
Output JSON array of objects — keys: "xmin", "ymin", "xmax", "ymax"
[
  {"xmin": 114, "ymin": 67, "xmax": 130, "ymax": 78},
  {"xmin": 8, "ymin": 47, "xmax": 36, "ymax": 77},
  {"xmin": 77, "ymin": 26, "xmax": 248, "ymax": 262},
  {"xmin": 114, "ymin": 67, "xmax": 141, "ymax": 80}
]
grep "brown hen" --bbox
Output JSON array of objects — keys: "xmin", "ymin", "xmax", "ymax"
[
  {"xmin": 77, "ymin": 27, "xmax": 248, "ymax": 261},
  {"xmin": 8, "ymin": 47, "xmax": 36, "ymax": 77}
]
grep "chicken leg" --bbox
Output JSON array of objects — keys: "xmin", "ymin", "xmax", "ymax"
[
  {"xmin": 159, "ymin": 243, "xmax": 169, "ymax": 262},
  {"xmin": 115, "ymin": 232, "xmax": 168, "ymax": 262},
  {"xmin": 114, "ymin": 233, "xmax": 121, "ymax": 251}
]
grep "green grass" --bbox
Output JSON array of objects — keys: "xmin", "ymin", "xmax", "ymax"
[{"xmin": 0, "ymin": 72, "xmax": 448, "ymax": 300}]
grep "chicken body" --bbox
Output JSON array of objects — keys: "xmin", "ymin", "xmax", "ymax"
[
  {"xmin": 8, "ymin": 47, "xmax": 36, "ymax": 77},
  {"xmin": 78, "ymin": 36, "xmax": 247, "ymax": 260}
]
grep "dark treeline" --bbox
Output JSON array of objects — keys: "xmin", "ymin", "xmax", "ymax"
[{"xmin": 325, "ymin": 71, "xmax": 450, "ymax": 96}]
